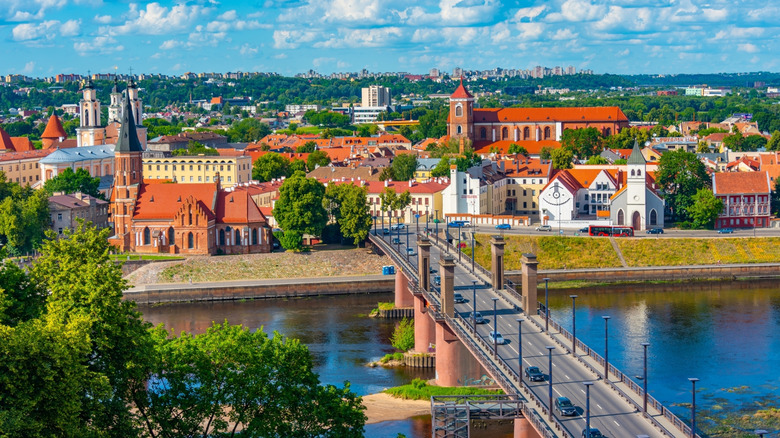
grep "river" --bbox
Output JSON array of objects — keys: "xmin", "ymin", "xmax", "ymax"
[{"xmin": 139, "ymin": 279, "xmax": 780, "ymax": 437}]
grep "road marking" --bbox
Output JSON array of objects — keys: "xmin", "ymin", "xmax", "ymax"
[
  {"xmin": 614, "ymin": 420, "xmax": 620, "ymax": 427},
  {"xmin": 580, "ymin": 389, "xmax": 586, "ymax": 394},
  {"xmin": 564, "ymin": 374, "xmax": 570, "ymax": 379},
  {"xmin": 596, "ymin": 404, "xmax": 603, "ymax": 410}
]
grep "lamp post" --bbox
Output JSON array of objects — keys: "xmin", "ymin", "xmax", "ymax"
[
  {"xmin": 492, "ymin": 297, "xmax": 499, "ymax": 357},
  {"xmin": 641, "ymin": 342, "xmax": 650, "ymax": 413},
  {"xmin": 755, "ymin": 430, "xmax": 768, "ymax": 438},
  {"xmin": 471, "ymin": 231, "xmax": 475, "ymax": 273},
  {"xmin": 570, "ymin": 294, "xmax": 578, "ymax": 356},
  {"xmin": 396, "ymin": 216, "xmax": 401, "ymax": 252},
  {"xmin": 405, "ymin": 208, "xmax": 410, "ymax": 253},
  {"xmin": 544, "ymin": 278, "xmax": 550, "ymax": 332},
  {"xmin": 425, "ymin": 204, "xmax": 430, "ymax": 235},
  {"xmin": 372, "ymin": 215, "xmax": 377, "ymax": 235},
  {"xmin": 435, "ymin": 210, "xmax": 439, "ymax": 244},
  {"xmin": 546, "ymin": 346, "xmax": 555, "ymax": 421},
  {"xmin": 472, "ymin": 280, "xmax": 478, "ymax": 331},
  {"xmin": 457, "ymin": 226, "xmax": 462, "ymax": 262},
  {"xmin": 415, "ymin": 213, "xmax": 420, "ymax": 235},
  {"xmin": 584, "ymin": 381, "xmax": 594, "ymax": 438},
  {"xmin": 603, "ymin": 316, "xmax": 611, "ymax": 381},
  {"xmin": 689, "ymin": 377, "xmax": 699, "ymax": 438},
  {"xmin": 516, "ymin": 318, "xmax": 524, "ymax": 374}
]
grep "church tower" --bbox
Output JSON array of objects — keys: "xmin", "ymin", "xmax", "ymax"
[
  {"xmin": 126, "ymin": 77, "xmax": 148, "ymax": 147},
  {"xmin": 76, "ymin": 77, "xmax": 105, "ymax": 147},
  {"xmin": 107, "ymin": 77, "xmax": 122, "ymax": 123},
  {"xmin": 626, "ymin": 140, "xmax": 647, "ymax": 230},
  {"xmin": 448, "ymin": 78, "xmax": 474, "ymax": 150},
  {"xmin": 110, "ymin": 90, "xmax": 145, "ymax": 251}
]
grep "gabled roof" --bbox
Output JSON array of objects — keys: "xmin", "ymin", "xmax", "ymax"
[
  {"xmin": 627, "ymin": 141, "xmax": 646, "ymax": 165},
  {"xmin": 41, "ymin": 114, "xmax": 67, "ymax": 140},
  {"xmin": 133, "ymin": 183, "xmax": 217, "ymax": 220},
  {"xmin": 216, "ymin": 189, "xmax": 266, "ymax": 224},
  {"xmin": 472, "ymin": 106, "xmax": 628, "ymax": 123},
  {"xmin": 713, "ymin": 171, "xmax": 770, "ymax": 195},
  {"xmin": 450, "ymin": 78, "xmax": 473, "ymax": 99},
  {"xmin": 0, "ymin": 127, "xmax": 14, "ymax": 151},
  {"xmin": 10, "ymin": 137, "xmax": 34, "ymax": 152},
  {"xmin": 115, "ymin": 91, "xmax": 144, "ymax": 153}
]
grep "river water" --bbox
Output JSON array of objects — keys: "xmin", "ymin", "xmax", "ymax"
[{"xmin": 139, "ymin": 280, "xmax": 780, "ymax": 437}]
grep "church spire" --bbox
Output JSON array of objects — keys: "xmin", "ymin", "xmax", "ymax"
[
  {"xmin": 627, "ymin": 139, "xmax": 646, "ymax": 165},
  {"xmin": 115, "ymin": 91, "xmax": 144, "ymax": 152}
]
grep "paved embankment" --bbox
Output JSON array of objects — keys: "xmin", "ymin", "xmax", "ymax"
[{"xmin": 124, "ymin": 275, "xmax": 394, "ymax": 304}]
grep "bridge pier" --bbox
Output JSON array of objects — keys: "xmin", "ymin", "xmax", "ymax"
[
  {"xmin": 417, "ymin": 236, "xmax": 431, "ymax": 292},
  {"xmin": 434, "ymin": 320, "xmax": 462, "ymax": 386},
  {"xmin": 414, "ymin": 295, "xmax": 435, "ymax": 353},
  {"xmin": 514, "ymin": 417, "xmax": 542, "ymax": 438},
  {"xmin": 394, "ymin": 269, "xmax": 413, "ymax": 308},
  {"xmin": 521, "ymin": 254, "xmax": 538, "ymax": 314},
  {"xmin": 491, "ymin": 236, "xmax": 505, "ymax": 290}
]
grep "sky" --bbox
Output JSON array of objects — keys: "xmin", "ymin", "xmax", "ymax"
[{"xmin": 2, "ymin": 0, "xmax": 779, "ymax": 78}]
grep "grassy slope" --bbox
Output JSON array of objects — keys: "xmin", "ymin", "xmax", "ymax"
[{"xmin": 385, "ymin": 379, "xmax": 503, "ymax": 400}]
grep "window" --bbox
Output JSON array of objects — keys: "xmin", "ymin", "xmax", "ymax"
[
  {"xmin": 234, "ymin": 229, "xmax": 241, "ymax": 245},
  {"xmin": 220, "ymin": 165, "xmax": 224, "ymax": 171},
  {"xmin": 190, "ymin": 176, "xmax": 193, "ymax": 182},
  {"xmin": 219, "ymin": 229, "xmax": 226, "ymax": 246},
  {"xmin": 143, "ymin": 228, "xmax": 151, "ymax": 245},
  {"xmin": 502, "ymin": 127, "xmax": 508, "ymax": 140},
  {"xmin": 57, "ymin": 213, "xmax": 62, "ymax": 220},
  {"xmin": 188, "ymin": 232, "xmax": 194, "ymax": 249},
  {"xmin": 58, "ymin": 228, "xmax": 63, "ymax": 235},
  {"xmin": 173, "ymin": 165, "xmax": 177, "ymax": 171},
  {"xmin": 457, "ymin": 125, "xmax": 462, "ymax": 134},
  {"xmin": 206, "ymin": 176, "xmax": 210, "ymax": 182},
  {"xmin": 523, "ymin": 127, "xmax": 530, "ymax": 139},
  {"xmin": 198, "ymin": 176, "xmax": 202, "ymax": 182},
  {"xmin": 252, "ymin": 228, "xmax": 258, "ymax": 245},
  {"xmin": 168, "ymin": 227, "xmax": 174, "ymax": 244},
  {"xmin": 480, "ymin": 127, "xmax": 486, "ymax": 139},
  {"xmin": 544, "ymin": 126, "xmax": 551, "ymax": 139},
  {"xmin": 190, "ymin": 165, "xmax": 193, "ymax": 171},
  {"xmin": 455, "ymin": 104, "xmax": 463, "ymax": 117},
  {"xmin": 157, "ymin": 165, "xmax": 160, "ymax": 170}
]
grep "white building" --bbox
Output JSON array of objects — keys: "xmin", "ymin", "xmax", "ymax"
[
  {"xmin": 609, "ymin": 142, "xmax": 665, "ymax": 230},
  {"xmin": 361, "ymin": 85, "xmax": 391, "ymax": 107},
  {"xmin": 352, "ymin": 106, "xmax": 390, "ymax": 124},
  {"xmin": 442, "ymin": 162, "xmax": 484, "ymax": 217}
]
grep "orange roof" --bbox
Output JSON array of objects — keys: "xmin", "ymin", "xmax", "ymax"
[
  {"xmin": 133, "ymin": 183, "xmax": 217, "ymax": 220},
  {"xmin": 216, "ymin": 188, "xmax": 266, "ymax": 224},
  {"xmin": 0, "ymin": 127, "xmax": 14, "ymax": 151},
  {"xmin": 472, "ymin": 106, "xmax": 628, "ymax": 123},
  {"xmin": 211, "ymin": 96, "xmax": 223, "ymax": 104},
  {"xmin": 10, "ymin": 137, "xmax": 34, "ymax": 152},
  {"xmin": 473, "ymin": 140, "xmax": 561, "ymax": 156},
  {"xmin": 0, "ymin": 148, "xmax": 52, "ymax": 162},
  {"xmin": 355, "ymin": 180, "xmax": 449, "ymax": 194},
  {"xmin": 713, "ymin": 171, "xmax": 770, "ymax": 195},
  {"xmin": 217, "ymin": 149, "xmax": 248, "ymax": 157},
  {"xmin": 321, "ymin": 147, "xmax": 352, "ymax": 162},
  {"xmin": 41, "ymin": 114, "xmax": 67, "ymax": 139},
  {"xmin": 450, "ymin": 78, "xmax": 473, "ymax": 99}
]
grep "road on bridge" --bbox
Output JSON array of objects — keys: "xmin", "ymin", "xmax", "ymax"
[{"xmin": 375, "ymin": 225, "xmax": 676, "ymax": 438}]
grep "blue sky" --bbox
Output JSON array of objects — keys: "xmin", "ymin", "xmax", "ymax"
[{"xmin": 2, "ymin": 0, "xmax": 778, "ymax": 77}]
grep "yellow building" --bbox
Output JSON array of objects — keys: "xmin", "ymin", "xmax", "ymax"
[
  {"xmin": 0, "ymin": 149, "xmax": 51, "ymax": 187},
  {"xmin": 142, "ymin": 155, "xmax": 252, "ymax": 187}
]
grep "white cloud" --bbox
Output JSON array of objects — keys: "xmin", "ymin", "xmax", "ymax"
[
  {"xmin": 94, "ymin": 14, "xmax": 112, "ymax": 24},
  {"xmin": 5, "ymin": 0, "xmax": 66, "ymax": 21},
  {"xmin": 273, "ymin": 29, "xmax": 318, "ymax": 49},
  {"xmin": 324, "ymin": 0, "xmax": 387, "ymax": 23},
  {"xmin": 12, "ymin": 20, "xmax": 59, "ymax": 41},
  {"xmin": 239, "ymin": 43, "xmax": 259, "ymax": 56},
  {"xmin": 515, "ymin": 22, "xmax": 545, "ymax": 40},
  {"xmin": 701, "ymin": 8, "xmax": 728, "ymax": 22},
  {"xmin": 313, "ymin": 57, "xmax": 335, "ymax": 68},
  {"xmin": 618, "ymin": 48, "xmax": 630, "ymax": 56},
  {"xmin": 218, "ymin": 10, "xmax": 238, "ymax": 20},
  {"xmin": 159, "ymin": 39, "xmax": 181, "ymax": 50},
  {"xmin": 74, "ymin": 35, "xmax": 123, "ymax": 54},
  {"xmin": 205, "ymin": 19, "xmax": 264, "ymax": 32},
  {"xmin": 60, "ymin": 19, "xmax": 81, "ymax": 36},
  {"xmin": 112, "ymin": 3, "xmax": 208, "ymax": 35},
  {"xmin": 439, "ymin": 0, "xmax": 499, "ymax": 26},
  {"xmin": 21, "ymin": 61, "xmax": 35, "ymax": 74},
  {"xmin": 547, "ymin": 0, "xmax": 606, "ymax": 22},
  {"xmin": 552, "ymin": 28, "xmax": 578, "ymax": 40},
  {"xmin": 314, "ymin": 27, "xmax": 403, "ymax": 48},
  {"xmin": 511, "ymin": 6, "xmax": 546, "ymax": 23},
  {"xmin": 739, "ymin": 43, "xmax": 759, "ymax": 53}
]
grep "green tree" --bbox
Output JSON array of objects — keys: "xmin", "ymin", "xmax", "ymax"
[
  {"xmin": 391, "ymin": 153, "xmax": 418, "ymax": 181},
  {"xmin": 0, "ymin": 175, "xmax": 50, "ymax": 255},
  {"xmin": 297, "ymin": 141, "xmax": 317, "ymax": 153},
  {"xmin": 508, "ymin": 144, "xmax": 528, "ymax": 155},
  {"xmin": 767, "ymin": 131, "xmax": 780, "ymax": 151},
  {"xmin": 171, "ymin": 140, "xmax": 219, "ymax": 156},
  {"xmin": 0, "ymin": 260, "xmax": 45, "ymax": 326},
  {"xmin": 430, "ymin": 157, "xmax": 452, "ymax": 177},
  {"xmin": 227, "ymin": 118, "xmax": 271, "ymax": 142},
  {"xmin": 307, "ymin": 150, "xmax": 331, "ymax": 170},
  {"xmin": 560, "ymin": 127, "xmax": 604, "ymax": 158},
  {"xmin": 551, "ymin": 148, "xmax": 574, "ymax": 169},
  {"xmin": 585, "ymin": 155, "xmax": 608, "ymax": 164},
  {"xmin": 273, "ymin": 173, "xmax": 328, "ymax": 239},
  {"xmin": 390, "ymin": 318, "xmax": 414, "ymax": 351},
  {"xmin": 688, "ymin": 188, "xmax": 724, "ymax": 229},
  {"xmin": 43, "ymin": 167, "xmax": 102, "ymax": 198},
  {"xmin": 378, "ymin": 187, "xmax": 412, "ymax": 219},
  {"xmin": 378, "ymin": 166, "xmax": 395, "ymax": 181},
  {"xmin": 742, "ymin": 134, "xmax": 768, "ymax": 151},
  {"xmin": 722, "ymin": 132, "xmax": 744, "ymax": 151},
  {"xmin": 540, "ymin": 146, "xmax": 553, "ymax": 160},
  {"xmin": 290, "ymin": 158, "xmax": 308, "ymax": 174},
  {"xmin": 772, "ymin": 178, "xmax": 780, "ymax": 218},
  {"xmin": 324, "ymin": 183, "xmax": 372, "ymax": 246},
  {"xmin": 655, "ymin": 149, "xmax": 711, "ymax": 221},
  {"xmin": 252, "ymin": 152, "xmax": 291, "ymax": 182},
  {"xmin": 277, "ymin": 229, "xmax": 303, "ymax": 251}
]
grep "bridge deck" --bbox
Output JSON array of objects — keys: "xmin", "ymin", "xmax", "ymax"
[{"xmin": 370, "ymin": 229, "xmax": 698, "ymax": 438}]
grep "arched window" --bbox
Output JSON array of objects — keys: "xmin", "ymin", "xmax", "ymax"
[
  {"xmin": 649, "ymin": 209, "xmax": 658, "ymax": 225},
  {"xmin": 502, "ymin": 127, "xmax": 508, "ymax": 140},
  {"xmin": 617, "ymin": 209, "xmax": 625, "ymax": 225},
  {"xmin": 457, "ymin": 125, "xmax": 462, "ymax": 134},
  {"xmin": 187, "ymin": 232, "xmax": 194, "ymax": 249},
  {"xmin": 480, "ymin": 127, "xmax": 486, "ymax": 139},
  {"xmin": 235, "ymin": 229, "xmax": 241, "ymax": 245},
  {"xmin": 637, "ymin": 169, "xmax": 642, "ymax": 176},
  {"xmin": 605, "ymin": 128, "xmax": 612, "ymax": 136},
  {"xmin": 143, "ymin": 227, "xmax": 150, "ymax": 245},
  {"xmin": 252, "ymin": 228, "xmax": 258, "ymax": 245},
  {"xmin": 219, "ymin": 229, "xmax": 225, "ymax": 246},
  {"xmin": 544, "ymin": 127, "xmax": 551, "ymax": 139},
  {"xmin": 188, "ymin": 209, "xmax": 193, "ymax": 225},
  {"xmin": 631, "ymin": 169, "xmax": 635, "ymax": 176},
  {"xmin": 455, "ymin": 104, "xmax": 463, "ymax": 117},
  {"xmin": 168, "ymin": 227, "xmax": 174, "ymax": 245},
  {"xmin": 523, "ymin": 127, "xmax": 530, "ymax": 139}
]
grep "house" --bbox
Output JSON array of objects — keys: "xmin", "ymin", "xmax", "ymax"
[
  {"xmin": 712, "ymin": 171, "xmax": 771, "ymax": 229},
  {"xmin": 49, "ymin": 192, "xmax": 109, "ymax": 236}
]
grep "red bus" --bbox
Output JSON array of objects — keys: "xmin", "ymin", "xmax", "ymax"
[{"xmin": 588, "ymin": 225, "xmax": 634, "ymax": 237}]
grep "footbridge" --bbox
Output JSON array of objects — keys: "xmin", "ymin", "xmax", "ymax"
[{"xmin": 369, "ymin": 227, "xmax": 699, "ymax": 438}]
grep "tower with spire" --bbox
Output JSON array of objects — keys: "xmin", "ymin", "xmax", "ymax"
[
  {"xmin": 448, "ymin": 77, "xmax": 475, "ymax": 151},
  {"xmin": 108, "ymin": 77, "xmax": 122, "ymax": 123},
  {"xmin": 76, "ymin": 77, "xmax": 105, "ymax": 147},
  {"xmin": 110, "ymin": 89, "xmax": 145, "ymax": 251}
]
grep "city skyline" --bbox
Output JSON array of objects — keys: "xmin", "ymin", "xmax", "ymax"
[{"xmin": 2, "ymin": 0, "xmax": 779, "ymax": 77}]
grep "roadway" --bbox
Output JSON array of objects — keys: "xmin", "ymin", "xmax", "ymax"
[
  {"xmin": 374, "ymin": 224, "xmax": 674, "ymax": 438},
  {"xmin": 468, "ymin": 223, "xmax": 780, "ymax": 238}
]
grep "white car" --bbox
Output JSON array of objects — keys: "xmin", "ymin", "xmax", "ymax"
[
  {"xmin": 536, "ymin": 225, "xmax": 552, "ymax": 231},
  {"xmin": 489, "ymin": 331, "xmax": 507, "ymax": 345}
]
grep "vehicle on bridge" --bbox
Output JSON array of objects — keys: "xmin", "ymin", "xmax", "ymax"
[
  {"xmin": 555, "ymin": 397, "xmax": 577, "ymax": 416},
  {"xmin": 390, "ymin": 224, "xmax": 405, "ymax": 230},
  {"xmin": 582, "ymin": 427, "xmax": 604, "ymax": 438},
  {"xmin": 392, "ymin": 237, "xmax": 401, "ymax": 244},
  {"xmin": 489, "ymin": 331, "xmax": 506, "ymax": 345},
  {"xmin": 588, "ymin": 225, "xmax": 634, "ymax": 237},
  {"xmin": 454, "ymin": 293, "xmax": 466, "ymax": 303},
  {"xmin": 432, "ymin": 275, "xmax": 441, "ymax": 286},
  {"xmin": 495, "ymin": 223, "xmax": 511, "ymax": 230},
  {"xmin": 406, "ymin": 248, "xmax": 416, "ymax": 256},
  {"xmin": 382, "ymin": 228, "xmax": 390, "ymax": 235},
  {"xmin": 524, "ymin": 366, "xmax": 545, "ymax": 381},
  {"xmin": 470, "ymin": 311, "xmax": 487, "ymax": 324}
]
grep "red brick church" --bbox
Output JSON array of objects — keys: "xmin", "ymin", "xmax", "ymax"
[
  {"xmin": 447, "ymin": 79, "xmax": 630, "ymax": 155},
  {"xmin": 109, "ymin": 90, "xmax": 271, "ymax": 255}
]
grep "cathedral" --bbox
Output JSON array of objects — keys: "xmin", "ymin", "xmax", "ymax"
[{"xmin": 76, "ymin": 77, "xmax": 148, "ymax": 148}]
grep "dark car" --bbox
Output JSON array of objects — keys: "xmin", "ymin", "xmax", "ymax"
[
  {"xmin": 646, "ymin": 228, "xmax": 664, "ymax": 234},
  {"xmin": 406, "ymin": 247, "xmax": 416, "ymax": 256},
  {"xmin": 718, "ymin": 228, "xmax": 734, "ymax": 234},
  {"xmin": 430, "ymin": 267, "xmax": 438, "ymax": 274},
  {"xmin": 454, "ymin": 293, "xmax": 466, "ymax": 303},
  {"xmin": 470, "ymin": 311, "xmax": 487, "ymax": 324},
  {"xmin": 579, "ymin": 226, "xmax": 589, "ymax": 233},
  {"xmin": 392, "ymin": 237, "xmax": 401, "ymax": 244},
  {"xmin": 432, "ymin": 275, "xmax": 441, "ymax": 286},
  {"xmin": 555, "ymin": 397, "xmax": 577, "ymax": 416},
  {"xmin": 382, "ymin": 228, "xmax": 390, "ymax": 235},
  {"xmin": 582, "ymin": 428, "xmax": 603, "ymax": 438},
  {"xmin": 524, "ymin": 366, "xmax": 545, "ymax": 382}
]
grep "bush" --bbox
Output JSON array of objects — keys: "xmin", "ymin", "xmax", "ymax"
[
  {"xmin": 277, "ymin": 230, "xmax": 303, "ymax": 251},
  {"xmin": 390, "ymin": 318, "xmax": 415, "ymax": 351}
]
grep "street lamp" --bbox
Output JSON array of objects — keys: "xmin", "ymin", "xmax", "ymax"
[
  {"xmin": 396, "ymin": 216, "xmax": 401, "ymax": 252},
  {"xmin": 457, "ymin": 226, "xmax": 462, "ymax": 262},
  {"xmin": 584, "ymin": 381, "xmax": 594, "ymax": 438},
  {"xmin": 544, "ymin": 278, "xmax": 550, "ymax": 332},
  {"xmin": 472, "ymin": 280, "xmax": 478, "ymax": 331},
  {"xmin": 415, "ymin": 213, "xmax": 420, "ymax": 234},
  {"xmin": 546, "ymin": 345, "xmax": 555, "ymax": 421},
  {"xmin": 755, "ymin": 430, "xmax": 768, "ymax": 438},
  {"xmin": 471, "ymin": 231, "xmax": 475, "ymax": 273},
  {"xmin": 516, "ymin": 318, "xmax": 524, "ymax": 374},
  {"xmin": 372, "ymin": 215, "xmax": 377, "ymax": 235},
  {"xmin": 603, "ymin": 316, "xmax": 611, "ymax": 381},
  {"xmin": 434, "ymin": 210, "xmax": 439, "ymax": 243},
  {"xmin": 570, "ymin": 294, "xmax": 578, "ymax": 356},
  {"xmin": 689, "ymin": 377, "xmax": 699, "ymax": 438},
  {"xmin": 425, "ymin": 204, "xmax": 430, "ymax": 235},
  {"xmin": 405, "ymin": 208, "xmax": 410, "ymax": 252},
  {"xmin": 641, "ymin": 342, "xmax": 650, "ymax": 413},
  {"xmin": 492, "ymin": 297, "xmax": 499, "ymax": 357}
]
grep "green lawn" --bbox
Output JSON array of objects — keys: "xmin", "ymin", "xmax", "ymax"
[
  {"xmin": 384, "ymin": 378, "xmax": 503, "ymax": 401},
  {"xmin": 111, "ymin": 254, "xmax": 185, "ymax": 261}
]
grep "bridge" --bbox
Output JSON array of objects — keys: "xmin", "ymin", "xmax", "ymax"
[{"xmin": 369, "ymin": 225, "xmax": 701, "ymax": 438}]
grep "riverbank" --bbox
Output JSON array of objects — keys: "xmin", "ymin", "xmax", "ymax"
[{"xmin": 363, "ymin": 393, "xmax": 430, "ymax": 424}]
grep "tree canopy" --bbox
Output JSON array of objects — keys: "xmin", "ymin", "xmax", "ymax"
[
  {"xmin": 560, "ymin": 127, "xmax": 604, "ymax": 158},
  {"xmin": 687, "ymin": 188, "xmax": 724, "ymax": 229},
  {"xmin": 307, "ymin": 150, "xmax": 331, "ymax": 170},
  {"xmin": 252, "ymin": 152, "xmax": 291, "ymax": 182},
  {"xmin": 391, "ymin": 153, "xmax": 418, "ymax": 181},
  {"xmin": 0, "ymin": 172, "xmax": 50, "ymax": 255},
  {"xmin": 551, "ymin": 148, "xmax": 574, "ymax": 169},
  {"xmin": 273, "ymin": 173, "xmax": 328, "ymax": 247},
  {"xmin": 171, "ymin": 140, "xmax": 219, "ymax": 156},
  {"xmin": 43, "ymin": 167, "xmax": 102, "ymax": 199},
  {"xmin": 324, "ymin": 183, "xmax": 372, "ymax": 245},
  {"xmin": 655, "ymin": 149, "xmax": 711, "ymax": 222}
]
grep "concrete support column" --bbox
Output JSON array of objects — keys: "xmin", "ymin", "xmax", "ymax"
[
  {"xmin": 417, "ymin": 236, "xmax": 431, "ymax": 291},
  {"xmin": 435, "ymin": 320, "xmax": 462, "ymax": 387},
  {"xmin": 414, "ymin": 295, "xmax": 435, "ymax": 353},
  {"xmin": 439, "ymin": 255, "xmax": 455, "ymax": 317},
  {"xmin": 514, "ymin": 417, "xmax": 542, "ymax": 438},
  {"xmin": 394, "ymin": 269, "xmax": 413, "ymax": 308},
  {"xmin": 491, "ymin": 236, "xmax": 506, "ymax": 290},
  {"xmin": 521, "ymin": 254, "xmax": 538, "ymax": 314}
]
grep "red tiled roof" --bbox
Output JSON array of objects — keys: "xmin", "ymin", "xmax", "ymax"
[
  {"xmin": 0, "ymin": 148, "xmax": 53, "ymax": 162},
  {"xmin": 133, "ymin": 183, "xmax": 218, "ymax": 220},
  {"xmin": 473, "ymin": 140, "xmax": 561, "ymax": 156},
  {"xmin": 450, "ymin": 78, "xmax": 473, "ymax": 99},
  {"xmin": 41, "ymin": 114, "xmax": 67, "ymax": 139},
  {"xmin": 472, "ymin": 106, "xmax": 628, "ymax": 123},
  {"xmin": 713, "ymin": 171, "xmax": 770, "ymax": 195},
  {"xmin": 10, "ymin": 137, "xmax": 34, "ymax": 152},
  {"xmin": 216, "ymin": 189, "xmax": 266, "ymax": 224},
  {"xmin": 0, "ymin": 127, "xmax": 14, "ymax": 151}
]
